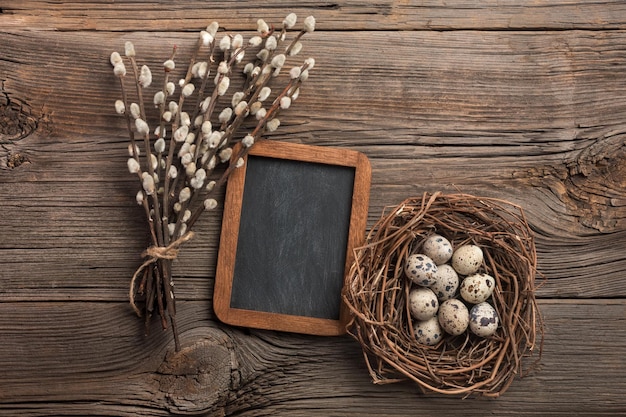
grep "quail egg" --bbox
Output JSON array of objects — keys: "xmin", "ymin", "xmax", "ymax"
[
  {"xmin": 429, "ymin": 264, "xmax": 459, "ymax": 301},
  {"xmin": 460, "ymin": 273, "xmax": 496, "ymax": 304},
  {"xmin": 413, "ymin": 316, "xmax": 443, "ymax": 346},
  {"xmin": 405, "ymin": 254, "xmax": 438, "ymax": 286},
  {"xmin": 438, "ymin": 298, "xmax": 470, "ymax": 336},
  {"xmin": 422, "ymin": 234, "xmax": 453, "ymax": 265},
  {"xmin": 469, "ymin": 302, "xmax": 499, "ymax": 337},
  {"xmin": 451, "ymin": 244, "xmax": 483, "ymax": 275},
  {"xmin": 409, "ymin": 287, "xmax": 439, "ymax": 320}
]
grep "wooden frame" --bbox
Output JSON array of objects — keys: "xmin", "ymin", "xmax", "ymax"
[{"xmin": 213, "ymin": 140, "xmax": 371, "ymax": 336}]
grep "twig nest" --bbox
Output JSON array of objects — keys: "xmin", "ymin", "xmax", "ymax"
[{"xmin": 343, "ymin": 192, "xmax": 543, "ymax": 397}]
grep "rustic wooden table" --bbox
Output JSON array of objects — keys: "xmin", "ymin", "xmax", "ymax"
[{"xmin": 1, "ymin": 1, "xmax": 625, "ymax": 416}]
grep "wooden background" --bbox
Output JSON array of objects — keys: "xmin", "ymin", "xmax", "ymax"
[{"xmin": 1, "ymin": 1, "xmax": 625, "ymax": 415}]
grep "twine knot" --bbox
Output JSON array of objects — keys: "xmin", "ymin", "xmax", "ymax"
[
  {"xmin": 129, "ymin": 231, "xmax": 195, "ymax": 316},
  {"xmin": 142, "ymin": 231, "xmax": 195, "ymax": 261}
]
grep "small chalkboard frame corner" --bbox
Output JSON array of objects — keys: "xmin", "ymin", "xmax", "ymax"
[{"xmin": 213, "ymin": 140, "xmax": 371, "ymax": 336}]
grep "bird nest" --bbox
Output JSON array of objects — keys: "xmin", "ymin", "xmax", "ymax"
[{"xmin": 343, "ymin": 192, "xmax": 543, "ymax": 397}]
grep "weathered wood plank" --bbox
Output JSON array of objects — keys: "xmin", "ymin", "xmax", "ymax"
[
  {"xmin": 2, "ymin": 2, "xmax": 626, "ymax": 415},
  {"xmin": 4, "ymin": 30, "xmax": 626, "ymax": 142},
  {"xmin": 1, "ymin": 29, "xmax": 624, "ymax": 301},
  {"xmin": 0, "ymin": 300, "xmax": 623, "ymax": 415},
  {"xmin": 1, "ymin": 178, "xmax": 624, "ymax": 301},
  {"xmin": 2, "ymin": 1, "xmax": 626, "ymax": 31}
]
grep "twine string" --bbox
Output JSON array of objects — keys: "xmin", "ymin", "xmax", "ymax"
[{"xmin": 129, "ymin": 231, "xmax": 195, "ymax": 316}]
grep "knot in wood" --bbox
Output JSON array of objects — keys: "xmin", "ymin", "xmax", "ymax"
[
  {"xmin": 0, "ymin": 86, "xmax": 38, "ymax": 142},
  {"xmin": 157, "ymin": 334, "xmax": 236, "ymax": 414}
]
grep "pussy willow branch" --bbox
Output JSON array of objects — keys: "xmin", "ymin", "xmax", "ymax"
[{"xmin": 111, "ymin": 13, "xmax": 316, "ymax": 352}]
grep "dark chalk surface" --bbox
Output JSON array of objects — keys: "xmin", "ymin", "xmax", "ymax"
[{"xmin": 229, "ymin": 155, "xmax": 356, "ymax": 320}]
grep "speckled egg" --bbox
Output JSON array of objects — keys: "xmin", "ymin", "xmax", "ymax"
[
  {"xmin": 409, "ymin": 287, "xmax": 439, "ymax": 320},
  {"xmin": 460, "ymin": 273, "xmax": 496, "ymax": 304},
  {"xmin": 429, "ymin": 264, "xmax": 459, "ymax": 301},
  {"xmin": 451, "ymin": 244, "xmax": 484, "ymax": 275},
  {"xmin": 469, "ymin": 302, "xmax": 499, "ymax": 337},
  {"xmin": 413, "ymin": 316, "xmax": 443, "ymax": 346},
  {"xmin": 405, "ymin": 254, "xmax": 438, "ymax": 286},
  {"xmin": 438, "ymin": 299, "xmax": 470, "ymax": 336},
  {"xmin": 422, "ymin": 234, "xmax": 453, "ymax": 265}
]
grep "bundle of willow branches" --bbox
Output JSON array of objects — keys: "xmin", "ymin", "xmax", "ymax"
[{"xmin": 110, "ymin": 14, "xmax": 316, "ymax": 351}]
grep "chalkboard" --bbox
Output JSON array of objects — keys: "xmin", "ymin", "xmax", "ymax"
[{"xmin": 213, "ymin": 140, "xmax": 371, "ymax": 335}]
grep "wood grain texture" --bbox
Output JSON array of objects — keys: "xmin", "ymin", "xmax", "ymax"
[
  {"xmin": 2, "ymin": 1, "xmax": 626, "ymax": 31},
  {"xmin": 1, "ymin": 1, "xmax": 625, "ymax": 415},
  {"xmin": 0, "ymin": 301, "xmax": 624, "ymax": 416},
  {"xmin": 1, "ymin": 29, "xmax": 624, "ymax": 299}
]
